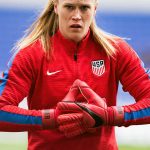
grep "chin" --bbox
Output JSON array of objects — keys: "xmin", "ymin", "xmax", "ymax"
[
  {"xmin": 70, "ymin": 34, "xmax": 84, "ymax": 43},
  {"xmin": 71, "ymin": 37, "xmax": 82, "ymax": 43}
]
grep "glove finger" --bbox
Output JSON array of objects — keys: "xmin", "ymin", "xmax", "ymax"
[
  {"xmin": 62, "ymin": 86, "xmax": 79, "ymax": 102},
  {"xmin": 73, "ymin": 79, "xmax": 106, "ymax": 107},
  {"xmin": 59, "ymin": 122, "xmax": 83, "ymax": 132},
  {"xmin": 57, "ymin": 102, "xmax": 83, "ymax": 112},
  {"xmin": 58, "ymin": 110, "xmax": 96, "ymax": 128},
  {"xmin": 62, "ymin": 79, "xmax": 83, "ymax": 102},
  {"xmin": 73, "ymin": 79, "xmax": 89, "ymax": 88},
  {"xmin": 57, "ymin": 113, "xmax": 83, "ymax": 125},
  {"xmin": 79, "ymin": 85, "xmax": 106, "ymax": 108},
  {"xmin": 59, "ymin": 123, "xmax": 87, "ymax": 137},
  {"xmin": 64, "ymin": 127, "xmax": 87, "ymax": 138}
]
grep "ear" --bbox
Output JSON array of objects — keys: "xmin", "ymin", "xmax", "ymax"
[
  {"xmin": 94, "ymin": 4, "xmax": 97, "ymax": 16},
  {"xmin": 54, "ymin": 3, "xmax": 58, "ymax": 14}
]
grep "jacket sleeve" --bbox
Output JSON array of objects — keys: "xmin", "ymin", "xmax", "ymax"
[
  {"xmin": 116, "ymin": 39, "xmax": 150, "ymax": 126},
  {"xmin": 0, "ymin": 47, "xmax": 43, "ymax": 131}
]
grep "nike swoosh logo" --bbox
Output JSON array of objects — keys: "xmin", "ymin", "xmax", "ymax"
[{"xmin": 47, "ymin": 70, "xmax": 62, "ymax": 76}]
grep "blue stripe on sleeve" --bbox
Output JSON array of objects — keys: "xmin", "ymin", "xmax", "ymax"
[
  {"xmin": 125, "ymin": 107, "xmax": 150, "ymax": 121},
  {"xmin": 140, "ymin": 61, "xmax": 150, "ymax": 78},
  {"xmin": 0, "ymin": 110, "xmax": 42, "ymax": 125},
  {"xmin": 0, "ymin": 71, "xmax": 8, "ymax": 95},
  {"xmin": 146, "ymin": 68, "xmax": 150, "ymax": 78},
  {"xmin": 0, "ymin": 55, "xmax": 14, "ymax": 95}
]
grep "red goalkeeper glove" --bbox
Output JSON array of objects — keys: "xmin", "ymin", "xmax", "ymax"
[
  {"xmin": 41, "ymin": 81, "xmax": 79, "ymax": 129},
  {"xmin": 57, "ymin": 79, "xmax": 124, "ymax": 137}
]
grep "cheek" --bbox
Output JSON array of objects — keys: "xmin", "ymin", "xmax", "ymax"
[
  {"xmin": 84, "ymin": 12, "xmax": 94, "ymax": 24},
  {"xmin": 58, "ymin": 14, "xmax": 67, "ymax": 25},
  {"xmin": 58, "ymin": 10, "xmax": 68, "ymax": 24}
]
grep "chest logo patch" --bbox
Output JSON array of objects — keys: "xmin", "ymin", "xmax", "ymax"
[
  {"xmin": 91, "ymin": 60, "xmax": 105, "ymax": 77},
  {"xmin": 47, "ymin": 70, "xmax": 62, "ymax": 76}
]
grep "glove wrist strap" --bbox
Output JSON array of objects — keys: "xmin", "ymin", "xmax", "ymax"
[
  {"xmin": 42, "ymin": 109, "xmax": 55, "ymax": 129},
  {"xmin": 113, "ymin": 106, "xmax": 124, "ymax": 126},
  {"xmin": 107, "ymin": 106, "xmax": 124, "ymax": 126}
]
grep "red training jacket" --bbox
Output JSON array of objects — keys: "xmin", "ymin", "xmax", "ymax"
[{"xmin": 0, "ymin": 30, "xmax": 150, "ymax": 150}]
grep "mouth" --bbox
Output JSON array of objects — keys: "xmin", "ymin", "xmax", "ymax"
[{"xmin": 70, "ymin": 24, "xmax": 82, "ymax": 29}]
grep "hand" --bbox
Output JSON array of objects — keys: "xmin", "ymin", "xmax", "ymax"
[
  {"xmin": 57, "ymin": 79, "xmax": 124, "ymax": 137},
  {"xmin": 41, "ymin": 81, "xmax": 79, "ymax": 129},
  {"xmin": 57, "ymin": 79, "xmax": 106, "ymax": 137}
]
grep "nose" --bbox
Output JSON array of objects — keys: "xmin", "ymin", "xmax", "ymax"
[{"xmin": 72, "ymin": 8, "xmax": 81, "ymax": 21}]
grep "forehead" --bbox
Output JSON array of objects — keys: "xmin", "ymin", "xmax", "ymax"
[{"xmin": 58, "ymin": 0, "xmax": 96, "ymax": 5}]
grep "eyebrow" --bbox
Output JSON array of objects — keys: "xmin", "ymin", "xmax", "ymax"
[{"xmin": 63, "ymin": 3, "xmax": 91, "ymax": 7}]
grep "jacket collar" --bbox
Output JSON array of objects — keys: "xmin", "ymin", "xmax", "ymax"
[{"xmin": 52, "ymin": 29, "xmax": 91, "ymax": 53}]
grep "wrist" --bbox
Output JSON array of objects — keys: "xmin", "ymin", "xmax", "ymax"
[
  {"xmin": 107, "ymin": 106, "xmax": 124, "ymax": 126},
  {"xmin": 42, "ymin": 109, "xmax": 56, "ymax": 129}
]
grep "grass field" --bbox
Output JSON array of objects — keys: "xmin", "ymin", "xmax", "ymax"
[
  {"xmin": 119, "ymin": 145, "xmax": 150, "ymax": 150},
  {"xmin": 1, "ymin": 131, "xmax": 150, "ymax": 150},
  {"xmin": 0, "ymin": 144, "xmax": 150, "ymax": 150},
  {"xmin": 0, "ymin": 143, "xmax": 26, "ymax": 150}
]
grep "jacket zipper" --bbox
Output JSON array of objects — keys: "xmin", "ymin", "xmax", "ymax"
[
  {"xmin": 74, "ymin": 52, "xmax": 77, "ymax": 61},
  {"xmin": 74, "ymin": 45, "xmax": 79, "ymax": 61},
  {"xmin": 73, "ymin": 46, "xmax": 78, "ymax": 78}
]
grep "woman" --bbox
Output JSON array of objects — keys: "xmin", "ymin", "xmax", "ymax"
[{"xmin": 0, "ymin": 0, "xmax": 150, "ymax": 149}]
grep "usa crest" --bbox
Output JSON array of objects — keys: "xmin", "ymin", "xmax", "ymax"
[{"xmin": 91, "ymin": 60, "xmax": 105, "ymax": 76}]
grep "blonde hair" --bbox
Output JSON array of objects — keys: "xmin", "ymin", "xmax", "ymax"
[{"xmin": 13, "ymin": 0, "xmax": 117, "ymax": 59}]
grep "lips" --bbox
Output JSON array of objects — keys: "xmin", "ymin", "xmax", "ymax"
[{"xmin": 70, "ymin": 24, "xmax": 82, "ymax": 28}]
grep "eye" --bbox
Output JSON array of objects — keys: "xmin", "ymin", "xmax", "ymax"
[
  {"xmin": 65, "ymin": 5, "xmax": 74, "ymax": 10},
  {"xmin": 80, "ymin": 5, "xmax": 90, "ymax": 11}
]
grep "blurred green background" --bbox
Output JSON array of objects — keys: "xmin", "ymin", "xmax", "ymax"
[
  {"xmin": 0, "ymin": 143, "xmax": 150, "ymax": 150},
  {"xmin": 0, "ymin": 131, "xmax": 150, "ymax": 150}
]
